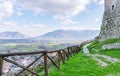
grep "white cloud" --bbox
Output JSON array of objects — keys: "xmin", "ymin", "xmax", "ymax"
[
  {"xmin": 92, "ymin": 0, "xmax": 104, "ymax": 5},
  {"xmin": 17, "ymin": 0, "xmax": 90, "ymax": 17},
  {"xmin": 54, "ymin": 15, "xmax": 77, "ymax": 25},
  {"xmin": 16, "ymin": 0, "xmax": 104, "ymax": 17},
  {"xmin": 0, "ymin": 0, "xmax": 103, "ymax": 35},
  {"xmin": 0, "ymin": 21, "xmax": 52, "ymax": 36},
  {"xmin": 0, "ymin": 20, "xmax": 100, "ymax": 36},
  {"xmin": 15, "ymin": 0, "xmax": 91, "ymax": 25},
  {"xmin": 98, "ymin": 0, "xmax": 104, "ymax": 5},
  {"xmin": 17, "ymin": 11, "xmax": 23, "ymax": 16},
  {"xmin": 2, "ymin": 21, "xmax": 17, "ymax": 26},
  {"xmin": 0, "ymin": 0, "xmax": 14, "ymax": 20},
  {"xmin": 15, "ymin": 0, "xmax": 104, "ymax": 25},
  {"xmin": 61, "ymin": 18, "xmax": 77, "ymax": 25},
  {"xmin": 0, "ymin": 0, "xmax": 104, "ymax": 21},
  {"xmin": 94, "ymin": 18, "xmax": 100, "ymax": 22},
  {"xmin": 56, "ymin": 24, "xmax": 100, "ymax": 31}
]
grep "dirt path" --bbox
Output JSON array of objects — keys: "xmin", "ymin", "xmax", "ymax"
[
  {"xmin": 82, "ymin": 43, "xmax": 90, "ymax": 54},
  {"xmin": 83, "ymin": 44, "xmax": 120, "ymax": 67}
]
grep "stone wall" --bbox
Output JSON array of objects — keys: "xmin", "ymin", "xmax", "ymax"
[{"xmin": 99, "ymin": 0, "xmax": 120, "ymax": 41}]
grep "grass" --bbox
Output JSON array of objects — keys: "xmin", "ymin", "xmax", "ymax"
[
  {"xmin": 41, "ymin": 38, "xmax": 120, "ymax": 76},
  {"xmin": 87, "ymin": 38, "xmax": 120, "ymax": 54},
  {"xmin": 87, "ymin": 38, "xmax": 120, "ymax": 58},
  {"xmin": 49, "ymin": 52, "xmax": 120, "ymax": 76},
  {"xmin": 98, "ymin": 49, "xmax": 120, "ymax": 58},
  {"xmin": 96, "ymin": 56, "xmax": 111, "ymax": 64}
]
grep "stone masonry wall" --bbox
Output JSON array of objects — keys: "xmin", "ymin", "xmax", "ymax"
[{"xmin": 99, "ymin": 0, "xmax": 120, "ymax": 41}]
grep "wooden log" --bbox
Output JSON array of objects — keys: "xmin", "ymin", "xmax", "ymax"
[
  {"xmin": 71, "ymin": 47, "xmax": 75, "ymax": 55},
  {"xmin": 72, "ymin": 47, "xmax": 75, "ymax": 54},
  {"xmin": 62, "ymin": 51, "xmax": 66, "ymax": 61},
  {"xmin": 67, "ymin": 48, "xmax": 72, "ymax": 57},
  {"xmin": 0, "ymin": 58, "xmax": 3, "ymax": 76},
  {"xmin": 47, "ymin": 55, "xmax": 60, "ymax": 70},
  {"xmin": 74, "ymin": 46, "xmax": 77, "ymax": 53},
  {"xmin": 0, "ymin": 46, "xmax": 81, "ymax": 57},
  {"xmin": 3, "ymin": 58, "xmax": 40, "ymax": 76},
  {"xmin": 16, "ymin": 54, "xmax": 44, "ymax": 76},
  {"xmin": 58, "ymin": 51, "xmax": 61, "ymax": 69},
  {"xmin": 44, "ymin": 52, "xmax": 48, "ymax": 76},
  {"xmin": 69, "ymin": 47, "xmax": 73, "ymax": 56},
  {"xmin": 77, "ymin": 46, "xmax": 80, "ymax": 53},
  {"xmin": 0, "ymin": 51, "xmax": 47, "ymax": 57},
  {"xmin": 60, "ymin": 52, "xmax": 65, "ymax": 64},
  {"xmin": 63, "ymin": 50, "xmax": 69, "ymax": 59}
]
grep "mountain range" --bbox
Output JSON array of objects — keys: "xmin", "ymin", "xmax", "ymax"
[
  {"xmin": 0, "ymin": 31, "xmax": 29, "ymax": 39},
  {"xmin": 34, "ymin": 30, "xmax": 100, "ymax": 40},
  {"xmin": 0, "ymin": 30, "xmax": 100, "ymax": 40}
]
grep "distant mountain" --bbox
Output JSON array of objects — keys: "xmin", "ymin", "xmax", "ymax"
[
  {"xmin": 35, "ymin": 30, "xmax": 100, "ymax": 40},
  {"xmin": 0, "ymin": 31, "xmax": 29, "ymax": 39}
]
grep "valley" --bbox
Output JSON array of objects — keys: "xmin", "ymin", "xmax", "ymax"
[{"xmin": 0, "ymin": 39, "xmax": 83, "ymax": 53}]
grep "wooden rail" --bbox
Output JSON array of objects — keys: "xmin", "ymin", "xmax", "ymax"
[{"xmin": 0, "ymin": 45, "xmax": 81, "ymax": 76}]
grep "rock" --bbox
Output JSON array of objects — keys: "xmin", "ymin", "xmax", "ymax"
[
  {"xmin": 102, "ymin": 43, "xmax": 120, "ymax": 50},
  {"xmin": 99, "ymin": 0, "xmax": 120, "ymax": 41}
]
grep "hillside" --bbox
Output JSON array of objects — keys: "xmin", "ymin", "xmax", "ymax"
[
  {"xmin": 0, "ymin": 31, "xmax": 29, "ymax": 39},
  {"xmin": 0, "ymin": 30, "xmax": 99, "ymax": 40},
  {"xmin": 35, "ymin": 30, "xmax": 100, "ymax": 40},
  {"xmin": 88, "ymin": 38, "xmax": 120, "ymax": 54},
  {"xmin": 49, "ymin": 39, "xmax": 120, "ymax": 76}
]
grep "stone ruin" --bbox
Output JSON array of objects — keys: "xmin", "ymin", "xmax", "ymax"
[{"xmin": 99, "ymin": 0, "xmax": 120, "ymax": 41}]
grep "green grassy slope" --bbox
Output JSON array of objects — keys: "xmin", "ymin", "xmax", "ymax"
[
  {"xmin": 87, "ymin": 38, "xmax": 120, "ymax": 58},
  {"xmin": 49, "ymin": 52, "xmax": 120, "ymax": 76},
  {"xmin": 45, "ymin": 38, "xmax": 120, "ymax": 76},
  {"xmin": 88, "ymin": 38, "xmax": 120, "ymax": 52}
]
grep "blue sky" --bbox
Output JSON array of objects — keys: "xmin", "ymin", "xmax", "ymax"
[{"xmin": 0, "ymin": 0, "xmax": 104, "ymax": 37}]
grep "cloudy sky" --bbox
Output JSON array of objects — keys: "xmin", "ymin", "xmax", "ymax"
[{"xmin": 0, "ymin": 0, "xmax": 104, "ymax": 37}]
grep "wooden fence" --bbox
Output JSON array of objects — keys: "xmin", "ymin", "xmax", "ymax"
[{"xmin": 0, "ymin": 45, "xmax": 81, "ymax": 76}]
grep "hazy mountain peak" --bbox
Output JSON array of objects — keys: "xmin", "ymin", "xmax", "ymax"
[
  {"xmin": 34, "ymin": 29, "xmax": 100, "ymax": 40},
  {"xmin": 0, "ymin": 31, "xmax": 29, "ymax": 39}
]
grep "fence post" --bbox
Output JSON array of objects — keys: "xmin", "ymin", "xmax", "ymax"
[
  {"xmin": 70, "ymin": 47, "xmax": 73, "ymax": 56},
  {"xmin": 77, "ymin": 46, "xmax": 80, "ymax": 53},
  {"xmin": 67, "ymin": 47, "xmax": 72, "ymax": 57},
  {"xmin": 58, "ymin": 51, "xmax": 61, "ymax": 69},
  {"xmin": 75, "ymin": 46, "xmax": 77, "ymax": 53},
  {"xmin": 71, "ymin": 47, "xmax": 74, "ymax": 55},
  {"xmin": 44, "ymin": 52, "xmax": 48, "ymax": 76},
  {"xmin": 63, "ymin": 50, "xmax": 66, "ymax": 61},
  {"xmin": 0, "ymin": 57, "xmax": 3, "ymax": 76},
  {"xmin": 60, "ymin": 51, "xmax": 65, "ymax": 64},
  {"xmin": 63, "ymin": 49, "xmax": 69, "ymax": 60}
]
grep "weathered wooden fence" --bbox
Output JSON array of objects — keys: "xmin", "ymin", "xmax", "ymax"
[{"xmin": 0, "ymin": 45, "xmax": 81, "ymax": 76}]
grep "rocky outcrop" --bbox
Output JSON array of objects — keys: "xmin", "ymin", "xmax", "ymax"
[
  {"xmin": 102, "ymin": 43, "xmax": 120, "ymax": 50},
  {"xmin": 99, "ymin": 0, "xmax": 120, "ymax": 41}
]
